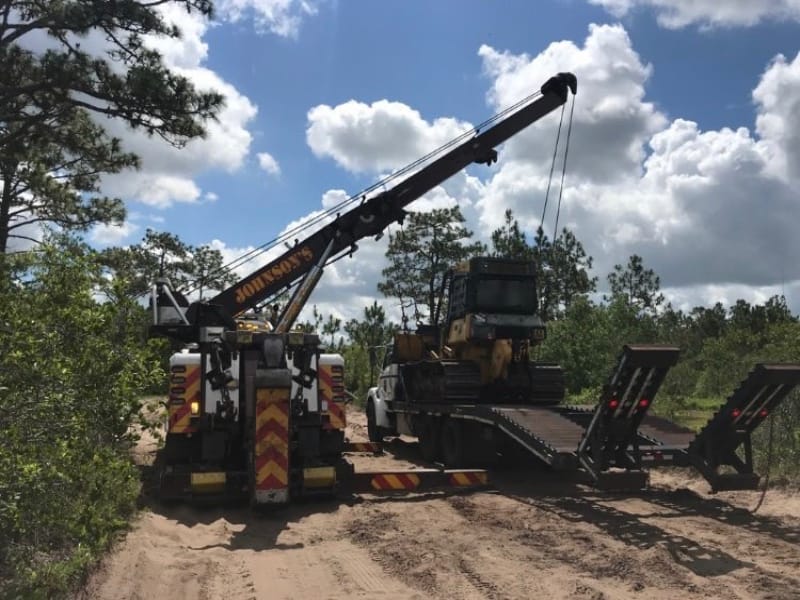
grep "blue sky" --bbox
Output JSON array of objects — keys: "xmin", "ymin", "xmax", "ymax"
[
  {"xmin": 86, "ymin": 0, "xmax": 800, "ymax": 320},
  {"xmin": 186, "ymin": 0, "xmax": 799, "ymax": 245}
]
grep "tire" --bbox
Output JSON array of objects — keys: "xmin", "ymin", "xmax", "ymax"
[
  {"xmin": 366, "ymin": 401, "xmax": 382, "ymax": 443},
  {"xmin": 417, "ymin": 415, "xmax": 441, "ymax": 462},
  {"xmin": 441, "ymin": 418, "xmax": 465, "ymax": 468},
  {"xmin": 463, "ymin": 422, "xmax": 499, "ymax": 467}
]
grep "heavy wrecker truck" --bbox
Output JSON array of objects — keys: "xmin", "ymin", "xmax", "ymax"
[{"xmin": 152, "ymin": 69, "xmax": 800, "ymax": 506}]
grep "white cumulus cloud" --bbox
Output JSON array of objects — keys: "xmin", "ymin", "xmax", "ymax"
[
  {"xmin": 478, "ymin": 24, "xmax": 666, "ymax": 184},
  {"xmin": 90, "ymin": 221, "xmax": 139, "ymax": 246},
  {"xmin": 589, "ymin": 0, "xmax": 800, "ymax": 28},
  {"xmin": 321, "ymin": 189, "xmax": 349, "ymax": 209},
  {"xmin": 216, "ymin": 0, "xmax": 318, "ymax": 38},
  {"xmin": 306, "ymin": 100, "xmax": 473, "ymax": 174},
  {"xmin": 139, "ymin": 175, "xmax": 203, "ymax": 208},
  {"xmin": 257, "ymin": 152, "xmax": 281, "ymax": 176},
  {"xmin": 474, "ymin": 26, "xmax": 800, "ymax": 307},
  {"xmin": 76, "ymin": 7, "xmax": 260, "ymax": 211},
  {"xmin": 753, "ymin": 52, "xmax": 800, "ymax": 181}
]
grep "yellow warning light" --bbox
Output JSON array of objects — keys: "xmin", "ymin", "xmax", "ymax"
[
  {"xmin": 303, "ymin": 466, "xmax": 336, "ymax": 489},
  {"xmin": 190, "ymin": 472, "xmax": 225, "ymax": 494},
  {"xmin": 190, "ymin": 401, "xmax": 200, "ymax": 415},
  {"xmin": 288, "ymin": 331, "xmax": 305, "ymax": 346}
]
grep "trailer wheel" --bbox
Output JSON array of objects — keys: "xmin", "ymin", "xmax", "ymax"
[
  {"xmin": 441, "ymin": 418, "xmax": 465, "ymax": 468},
  {"xmin": 366, "ymin": 401, "xmax": 382, "ymax": 443},
  {"xmin": 417, "ymin": 415, "xmax": 441, "ymax": 462}
]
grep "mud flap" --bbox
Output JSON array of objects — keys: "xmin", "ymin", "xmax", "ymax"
[
  {"xmin": 577, "ymin": 345, "xmax": 680, "ymax": 489},
  {"xmin": 252, "ymin": 368, "xmax": 292, "ymax": 506},
  {"xmin": 158, "ymin": 467, "xmax": 249, "ymax": 503},
  {"xmin": 687, "ymin": 363, "xmax": 800, "ymax": 491}
]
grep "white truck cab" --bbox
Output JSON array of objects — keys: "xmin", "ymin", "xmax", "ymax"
[{"xmin": 366, "ymin": 348, "xmax": 403, "ymax": 442}]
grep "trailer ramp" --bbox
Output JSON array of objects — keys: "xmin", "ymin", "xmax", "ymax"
[
  {"xmin": 576, "ymin": 345, "xmax": 681, "ymax": 489},
  {"xmin": 456, "ymin": 345, "xmax": 681, "ymax": 483},
  {"xmin": 490, "ymin": 406, "xmax": 585, "ymax": 470},
  {"xmin": 485, "ymin": 350, "xmax": 800, "ymax": 491},
  {"xmin": 687, "ymin": 363, "xmax": 800, "ymax": 491}
]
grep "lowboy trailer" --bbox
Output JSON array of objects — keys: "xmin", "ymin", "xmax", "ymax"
[{"xmin": 369, "ymin": 344, "xmax": 800, "ymax": 491}]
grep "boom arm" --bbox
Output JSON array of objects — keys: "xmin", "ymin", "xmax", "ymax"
[{"xmin": 208, "ymin": 73, "xmax": 577, "ymax": 320}]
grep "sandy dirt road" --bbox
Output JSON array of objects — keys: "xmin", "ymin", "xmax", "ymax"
[{"xmin": 81, "ymin": 411, "xmax": 800, "ymax": 600}]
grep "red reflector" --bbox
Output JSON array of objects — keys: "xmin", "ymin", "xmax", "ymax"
[
  {"xmin": 759, "ymin": 409, "xmax": 769, "ymax": 418},
  {"xmin": 638, "ymin": 398, "xmax": 650, "ymax": 408},
  {"xmin": 732, "ymin": 408, "xmax": 741, "ymax": 418},
  {"xmin": 608, "ymin": 398, "xmax": 619, "ymax": 410}
]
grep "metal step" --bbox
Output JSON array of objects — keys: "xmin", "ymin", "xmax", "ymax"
[
  {"xmin": 687, "ymin": 363, "xmax": 800, "ymax": 491},
  {"xmin": 577, "ymin": 344, "xmax": 681, "ymax": 488}
]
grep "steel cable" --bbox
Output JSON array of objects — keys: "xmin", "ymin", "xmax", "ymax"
[
  {"xmin": 184, "ymin": 90, "xmax": 545, "ymax": 295},
  {"xmin": 541, "ymin": 103, "xmax": 565, "ymax": 229},
  {"xmin": 553, "ymin": 94, "xmax": 576, "ymax": 238}
]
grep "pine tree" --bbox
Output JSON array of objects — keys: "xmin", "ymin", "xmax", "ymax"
[
  {"xmin": 0, "ymin": 0, "xmax": 224, "ymax": 252},
  {"xmin": 378, "ymin": 206, "xmax": 485, "ymax": 324}
]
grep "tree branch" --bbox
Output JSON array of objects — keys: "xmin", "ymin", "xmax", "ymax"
[
  {"xmin": 8, "ymin": 232, "xmax": 40, "ymax": 244},
  {"xmin": 0, "ymin": 0, "xmax": 12, "ymax": 35},
  {"xmin": 8, "ymin": 205, "xmax": 43, "ymax": 219},
  {"xmin": 0, "ymin": 15, "xmax": 51, "ymax": 47}
]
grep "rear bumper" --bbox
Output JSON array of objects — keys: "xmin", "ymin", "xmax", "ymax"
[{"xmin": 159, "ymin": 467, "xmax": 249, "ymax": 503}]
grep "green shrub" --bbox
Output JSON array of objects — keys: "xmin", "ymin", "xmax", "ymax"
[{"xmin": 0, "ymin": 238, "xmax": 161, "ymax": 597}]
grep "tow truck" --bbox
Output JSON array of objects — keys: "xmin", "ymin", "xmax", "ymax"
[{"xmin": 150, "ymin": 72, "xmax": 579, "ymax": 505}]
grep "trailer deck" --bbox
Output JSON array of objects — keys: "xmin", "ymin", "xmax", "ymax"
[{"xmin": 389, "ymin": 345, "xmax": 800, "ymax": 491}]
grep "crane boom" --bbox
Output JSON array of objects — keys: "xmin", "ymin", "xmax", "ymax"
[{"xmin": 208, "ymin": 72, "xmax": 576, "ymax": 320}]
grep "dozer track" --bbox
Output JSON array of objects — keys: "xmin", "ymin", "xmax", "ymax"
[
  {"xmin": 402, "ymin": 360, "xmax": 482, "ymax": 403},
  {"xmin": 527, "ymin": 362, "xmax": 566, "ymax": 405},
  {"xmin": 401, "ymin": 360, "xmax": 565, "ymax": 405}
]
